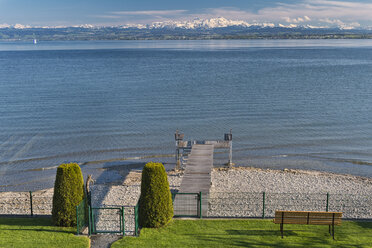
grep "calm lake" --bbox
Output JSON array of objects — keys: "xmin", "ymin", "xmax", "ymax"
[{"xmin": 1, "ymin": 39, "xmax": 372, "ymax": 190}]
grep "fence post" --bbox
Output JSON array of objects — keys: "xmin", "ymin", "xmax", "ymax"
[
  {"xmin": 122, "ymin": 207, "xmax": 125, "ymax": 236},
  {"xmin": 88, "ymin": 206, "xmax": 91, "ymax": 235},
  {"xmin": 199, "ymin": 192, "xmax": 202, "ymax": 219},
  {"xmin": 326, "ymin": 193, "xmax": 329, "ymax": 212},
  {"xmin": 76, "ymin": 205, "xmax": 79, "ymax": 235},
  {"xmin": 119, "ymin": 208, "xmax": 122, "ymax": 235},
  {"xmin": 89, "ymin": 206, "xmax": 94, "ymax": 235},
  {"xmin": 135, "ymin": 205, "xmax": 139, "ymax": 236},
  {"xmin": 29, "ymin": 191, "xmax": 33, "ymax": 216},
  {"xmin": 262, "ymin": 192, "xmax": 266, "ymax": 219},
  {"xmin": 91, "ymin": 208, "xmax": 94, "ymax": 234},
  {"xmin": 171, "ymin": 192, "xmax": 175, "ymax": 203}
]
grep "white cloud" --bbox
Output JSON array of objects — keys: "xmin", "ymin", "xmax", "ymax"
[
  {"xmin": 193, "ymin": 1, "xmax": 372, "ymax": 28},
  {"xmin": 320, "ymin": 18, "xmax": 344, "ymax": 25},
  {"xmin": 95, "ymin": 1, "xmax": 372, "ymax": 28},
  {"xmin": 319, "ymin": 18, "xmax": 361, "ymax": 29},
  {"xmin": 283, "ymin": 16, "xmax": 310, "ymax": 23},
  {"xmin": 111, "ymin": 10, "xmax": 187, "ymax": 16},
  {"xmin": 94, "ymin": 15, "xmax": 122, "ymax": 19},
  {"xmin": 254, "ymin": 0, "xmax": 372, "ymax": 22}
]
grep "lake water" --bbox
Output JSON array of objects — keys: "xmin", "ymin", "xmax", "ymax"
[{"xmin": 1, "ymin": 39, "xmax": 372, "ymax": 191}]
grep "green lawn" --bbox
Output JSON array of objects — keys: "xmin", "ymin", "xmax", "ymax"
[
  {"xmin": 112, "ymin": 219, "xmax": 372, "ymax": 248},
  {"xmin": 0, "ymin": 217, "xmax": 89, "ymax": 248}
]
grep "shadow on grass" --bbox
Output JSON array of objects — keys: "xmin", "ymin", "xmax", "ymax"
[
  {"xmin": 226, "ymin": 229, "xmax": 297, "ymax": 237},
  {"xmin": 1, "ymin": 228, "xmax": 73, "ymax": 234},
  {"xmin": 0, "ymin": 217, "xmax": 75, "ymax": 234},
  {"xmin": 355, "ymin": 221, "xmax": 372, "ymax": 229},
  {"xmin": 190, "ymin": 234, "xmax": 336, "ymax": 248},
  {"xmin": 0, "ymin": 217, "xmax": 53, "ymax": 227}
]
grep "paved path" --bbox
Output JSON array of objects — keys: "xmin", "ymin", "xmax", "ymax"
[
  {"xmin": 90, "ymin": 234, "xmax": 121, "ymax": 248},
  {"xmin": 175, "ymin": 144, "xmax": 214, "ymax": 217}
]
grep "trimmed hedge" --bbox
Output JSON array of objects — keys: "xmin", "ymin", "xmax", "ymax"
[
  {"xmin": 52, "ymin": 163, "xmax": 85, "ymax": 227},
  {"xmin": 139, "ymin": 162, "xmax": 173, "ymax": 228}
]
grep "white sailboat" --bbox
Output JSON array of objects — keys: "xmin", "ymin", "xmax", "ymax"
[{"xmin": 33, "ymin": 38, "xmax": 37, "ymax": 44}]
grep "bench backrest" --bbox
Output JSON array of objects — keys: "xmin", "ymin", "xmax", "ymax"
[{"xmin": 274, "ymin": 211, "xmax": 342, "ymax": 225}]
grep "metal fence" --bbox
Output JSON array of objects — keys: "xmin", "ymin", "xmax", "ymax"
[
  {"xmin": 89, "ymin": 207, "xmax": 124, "ymax": 235},
  {"xmin": 83, "ymin": 201, "xmax": 139, "ymax": 236},
  {"xmin": 76, "ymin": 198, "xmax": 88, "ymax": 235},
  {"xmin": 172, "ymin": 192, "xmax": 372, "ymax": 219},
  {"xmin": 172, "ymin": 192, "xmax": 202, "ymax": 218},
  {"xmin": 0, "ymin": 191, "xmax": 52, "ymax": 216}
]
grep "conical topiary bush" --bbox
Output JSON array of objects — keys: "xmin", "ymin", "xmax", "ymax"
[
  {"xmin": 139, "ymin": 162, "xmax": 173, "ymax": 228},
  {"xmin": 52, "ymin": 162, "xmax": 85, "ymax": 227}
]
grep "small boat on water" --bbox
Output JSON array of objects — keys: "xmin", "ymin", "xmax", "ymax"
[{"xmin": 33, "ymin": 38, "xmax": 37, "ymax": 44}]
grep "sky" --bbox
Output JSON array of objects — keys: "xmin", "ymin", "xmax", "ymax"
[{"xmin": 0, "ymin": 0, "xmax": 372, "ymax": 28}]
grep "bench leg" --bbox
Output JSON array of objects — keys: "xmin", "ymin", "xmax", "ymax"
[
  {"xmin": 280, "ymin": 223, "xmax": 283, "ymax": 238},
  {"xmin": 332, "ymin": 224, "xmax": 335, "ymax": 240},
  {"xmin": 329, "ymin": 225, "xmax": 331, "ymax": 235}
]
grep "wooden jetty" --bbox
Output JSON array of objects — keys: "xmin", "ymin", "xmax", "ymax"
[
  {"xmin": 174, "ymin": 144, "xmax": 214, "ymax": 217},
  {"xmin": 180, "ymin": 144, "xmax": 214, "ymax": 194},
  {"xmin": 173, "ymin": 132, "xmax": 232, "ymax": 217}
]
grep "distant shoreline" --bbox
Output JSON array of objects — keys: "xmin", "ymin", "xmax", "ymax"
[
  {"xmin": 1, "ymin": 36, "xmax": 372, "ymax": 42},
  {"xmin": 1, "ymin": 26, "xmax": 372, "ymax": 42}
]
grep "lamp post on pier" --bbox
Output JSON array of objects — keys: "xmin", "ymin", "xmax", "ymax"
[
  {"xmin": 175, "ymin": 130, "xmax": 184, "ymax": 171},
  {"xmin": 224, "ymin": 129, "xmax": 233, "ymax": 168}
]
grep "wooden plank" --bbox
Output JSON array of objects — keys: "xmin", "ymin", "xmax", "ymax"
[
  {"xmin": 276, "ymin": 210, "xmax": 342, "ymax": 214},
  {"xmin": 274, "ymin": 211, "xmax": 342, "ymax": 225},
  {"xmin": 175, "ymin": 144, "xmax": 214, "ymax": 217}
]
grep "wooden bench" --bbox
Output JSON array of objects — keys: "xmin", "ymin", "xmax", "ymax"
[{"xmin": 273, "ymin": 210, "xmax": 342, "ymax": 239}]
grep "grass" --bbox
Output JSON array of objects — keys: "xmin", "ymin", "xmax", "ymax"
[
  {"xmin": 0, "ymin": 217, "xmax": 89, "ymax": 248},
  {"xmin": 112, "ymin": 219, "xmax": 372, "ymax": 248}
]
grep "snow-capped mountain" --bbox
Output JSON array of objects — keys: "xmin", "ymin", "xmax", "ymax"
[
  {"xmin": 1, "ymin": 23, "xmax": 32, "ymax": 29},
  {"xmin": 130, "ymin": 17, "xmax": 275, "ymax": 29},
  {"xmin": 149, "ymin": 17, "xmax": 251, "ymax": 29},
  {"xmin": 1, "ymin": 17, "xmax": 369, "ymax": 30}
]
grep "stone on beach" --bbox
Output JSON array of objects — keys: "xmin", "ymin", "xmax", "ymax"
[{"xmin": 1, "ymin": 166, "xmax": 372, "ymax": 234}]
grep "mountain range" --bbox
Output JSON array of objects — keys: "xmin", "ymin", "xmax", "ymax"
[{"xmin": 1, "ymin": 17, "xmax": 372, "ymax": 41}]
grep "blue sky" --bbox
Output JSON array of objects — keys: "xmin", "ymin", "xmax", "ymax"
[{"xmin": 1, "ymin": 0, "xmax": 372, "ymax": 28}]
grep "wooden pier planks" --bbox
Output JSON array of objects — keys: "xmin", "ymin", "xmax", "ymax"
[{"xmin": 176, "ymin": 144, "xmax": 214, "ymax": 216}]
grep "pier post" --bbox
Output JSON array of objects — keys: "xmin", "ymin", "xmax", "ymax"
[
  {"xmin": 175, "ymin": 130, "xmax": 184, "ymax": 170},
  {"xmin": 224, "ymin": 130, "xmax": 233, "ymax": 168},
  {"xmin": 29, "ymin": 191, "xmax": 33, "ymax": 216}
]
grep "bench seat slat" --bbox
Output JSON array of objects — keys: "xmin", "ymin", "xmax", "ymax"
[
  {"xmin": 273, "ymin": 210, "xmax": 342, "ymax": 225},
  {"xmin": 274, "ymin": 210, "xmax": 342, "ymax": 239}
]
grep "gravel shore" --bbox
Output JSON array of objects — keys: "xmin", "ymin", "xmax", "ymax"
[
  {"xmin": 2, "ymin": 166, "xmax": 372, "ymax": 234},
  {"xmin": 211, "ymin": 167, "xmax": 372, "ymax": 194},
  {"xmin": 209, "ymin": 167, "xmax": 372, "ymax": 219}
]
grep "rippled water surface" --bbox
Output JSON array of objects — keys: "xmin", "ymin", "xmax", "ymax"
[{"xmin": 1, "ymin": 40, "xmax": 372, "ymax": 190}]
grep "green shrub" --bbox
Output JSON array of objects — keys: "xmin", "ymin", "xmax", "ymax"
[
  {"xmin": 52, "ymin": 163, "xmax": 85, "ymax": 227},
  {"xmin": 139, "ymin": 162, "xmax": 173, "ymax": 228}
]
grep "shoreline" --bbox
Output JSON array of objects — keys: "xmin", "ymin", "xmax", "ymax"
[
  {"xmin": 3, "ymin": 160, "xmax": 372, "ymax": 192},
  {"xmin": 1, "ymin": 166, "xmax": 371, "ymax": 216},
  {"xmin": 2, "ymin": 165, "xmax": 372, "ymax": 193}
]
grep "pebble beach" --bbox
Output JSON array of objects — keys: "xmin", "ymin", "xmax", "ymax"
[{"xmin": 1, "ymin": 165, "xmax": 372, "ymax": 234}]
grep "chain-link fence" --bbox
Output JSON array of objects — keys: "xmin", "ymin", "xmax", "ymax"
[
  {"xmin": 85, "ymin": 202, "xmax": 139, "ymax": 236},
  {"xmin": 76, "ymin": 198, "xmax": 88, "ymax": 235},
  {"xmin": 0, "ymin": 191, "xmax": 52, "ymax": 216},
  {"xmin": 169, "ymin": 192, "xmax": 372, "ymax": 219},
  {"xmin": 207, "ymin": 192, "xmax": 372, "ymax": 219},
  {"xmin": 172, "ymin": 192, "xmax": 202, "ymax": 218}
]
